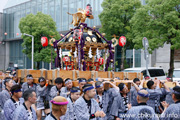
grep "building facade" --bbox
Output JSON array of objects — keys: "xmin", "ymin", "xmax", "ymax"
[
  {"xmin": 3, "ymin": 0, "xmax": 170, "ymax": 72},
  {"xmin": 2, "ymin": 0, "xmax": 104, "ymax": 70}
]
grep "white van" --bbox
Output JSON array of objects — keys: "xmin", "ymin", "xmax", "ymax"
[
  {"xmin": 173, "ymin": 68, "xmax": 180, "ymax": 82},
  {"xmin": 123, "ymin": 67, "xmax": 166, "ymax": 80}
]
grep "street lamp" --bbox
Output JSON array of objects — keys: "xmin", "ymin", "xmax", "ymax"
[{"xmin": 23, "ymin": 33, "xmax": 34, "ymax": 70}]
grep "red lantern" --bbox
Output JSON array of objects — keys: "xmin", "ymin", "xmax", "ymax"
[
  {"xmin": 16, "ymin": 33, "xmax": 19, "ymax": 36},
  {"xmin": 98, "ymin": 57, "xmax": 104, "ymax": 65},
  {"xmin": 41, "ymin": 37, "xmax": 48, "ymax": 47},
  {"xmin": 63, "ymin": 56, "xmax": 70, "ymax": 62},
  {"xmin": 119, "ymin": 36, "xmax": 126, "ymax": 47}
]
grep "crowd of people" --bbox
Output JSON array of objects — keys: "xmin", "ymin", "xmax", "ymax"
[{"xmin": 0, "ymin": 71, "xmax": 180, "ymax": 120}]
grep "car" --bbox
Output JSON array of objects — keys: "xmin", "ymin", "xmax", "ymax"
[
  {"xmin": 123, "ymin": 67, "xmax": 166, "ymax": 80},
  {"xmin": 173, "ymin": 68, "xmax": 180, "ymax": 82}
]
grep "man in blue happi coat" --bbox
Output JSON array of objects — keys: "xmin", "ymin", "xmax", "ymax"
[
  {"xmin": 4, "ymin": 84, "xmax": 24, "ymax": 120},
  {"xmin": 50, "ymin": 77, "xmax": 64, "ymax": 100},
  {"xmin": 74, "ymin": 84, "xmax": 106, "ymax": 120},
  {"xmin": 45, "ymin": 96, "xmax": 68, "ymax": 120},
  {"xmin": 13, "ymin": 89, "xmax": 37, "ymax": 120},
  {"xmin": 95, "ymin": 81, "xmax": 119, "ymax": 120},
  {"xmin": 36, "ymin": 77, "xmax": 51, "ymax": 120},
  {"xmin": 160, "ymin": 86, "xmax": 180, "ymax": 120},
  {"xmin": 61, "ymin": 78, "xmax": 73, "ymax": 98},
  {"xmin": 21, "ymin": 74, "xmax": 37, "ymax": 93},
  {"xmin": 61, "ymin": 87, "xmax": 81, "ymax": 120},
  {"xmin": 126, "ymin": 89, "xmax": 158, "ymax": 120}
]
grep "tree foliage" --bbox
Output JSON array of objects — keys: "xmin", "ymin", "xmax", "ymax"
[
  {"xmin": 99, "ymin": 0, "xmax": 141, "ymax": 45},
  {"xmin": 19, "ymin": 12, "xmax": 60, "ymax": 69},
  {"xmin": 99, "ymin": 0, "xmax": 141, "ymax": 70},
  {"xmin": 130, "ymin": 0, "xmax": 180, "ymax": 77}
]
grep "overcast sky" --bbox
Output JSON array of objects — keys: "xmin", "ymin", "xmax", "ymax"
[{"xmin": 0, "ymin": 0, "xmax": 8, "ymax": 12}]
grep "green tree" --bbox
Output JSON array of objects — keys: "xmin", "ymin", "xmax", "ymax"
[
  {"xmin": 99, "ymin": 0, "xmax": 141, "ymax": 70},
  {"xmin": 130, "ymin": 0, "xmax": 180, "ymax": 77},
  {"xmin": 19, "ymin": 12, "xmax": 60, "ymax": 69}
]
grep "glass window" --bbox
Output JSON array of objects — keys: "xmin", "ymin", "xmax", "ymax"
[
  {"xmin": 68, "ymin": 0, "xmax": 75, "ymax": 29},
  {"xmin": 26, "ymin": 8, "xmax": 31, "ymax": 15},
  {"xmin": 31, "ymin": 0, "xmax": 37, "ymax": 14},
  {"xmin": 55, "ymin": 0, "xmax": 61, "ymax": 31},
  {"xmin": 148, "ymin": 69, "xmax": 165, "ymax": 77},
  {"xmin": 21, "ymin": 3, "xmax": 26, "ymax": 10},
  {"xmin": 37, "ymin": 0, "xmax": 42, "ymax": 4},
  {"xmin": 62, "ymin": 0, "xmax": 68, "ymax": 31},
  {"xmin": 49, "ymin": 0, "xmax": 55, "ymax": 20},
  {"xmin": 42, "ymin": 2, "xmax": 48, "ymax": 14},
  {"xmin": 173, "ymin": 70, "xmax": 180, "ymax": 78},
  {"xmin": 26, "ymin": 2, "xmax": 31, "ymax": 8}
]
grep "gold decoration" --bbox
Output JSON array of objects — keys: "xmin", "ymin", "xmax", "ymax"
[
  {"xmin": 111, "ymin": 35, "xmax": 119, "ymax": 47},
  {"xmin": 68, "ymin": 37, "xmax": 73, "ymax": 42},
  {"xmin": 86, "ymin": 37, "xmax": 91, "ymax": 42},
  {"xmin": 70, "ymin": 27, "xmax": 73, "ymax": 31},
  {"xmin": 96, "ymin": 32, "xmax": 101, "ymax": 38},
  {"xmin": 87, "ymin": 30, "xmax": 93, "ymax": 36},
  {"xmin": 92, "ymin": 37, "xmax": 97, "ymax": 42},
  {"xmin": 111, "ymin": 59, "xmax": 113, "ymax": 62},
  {"xmin": 93, "ymin": 26, "xmax": 96, "ymax": 29},
  {"xmin": 67, "ymin": 33, "xmax": 71, "ymax": 38},
  {"xmin": 80, "ymin": 25, "xmax": 83, "ymax": 28},
  {"xmin": 67, "ymin": 7, "xmax": 94, "ymax": 26},
  {"xmin": 49, "ymin": 38, "xmax": 56, "ymax": 46},
  {"xmin": 102, "ymin": 33, "xmax": 106, "ymax": 36}
]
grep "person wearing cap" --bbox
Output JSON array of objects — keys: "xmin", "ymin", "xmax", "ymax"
[
  {"xmin": 74, "ymin": 84, "xmax": 106, "ymax": 120},
  {"xmin": 126, "ymin": 89, "xmax": 158, "ymax": 120},
  {"xmin": 130, "ymin": 78, "xmax": 141, "ymax": 106},
  {"xmin": 94, "ymin": 81, "xmax": 118, "ymax": 120},
  {"xmin": 36, "ymin": 77, "xmax": 50, "ymax": 120},
  {"xmin": 4, "ymin": 84, "xmax": 24, "ymax": 120},
  {"xmin": 50, "ymin": 77, "xmax": 64, "ymax": 100},
  {"xmin": 45, "ymin": 96, "xmax": 68, "ymax": 120},
  {"xmin": 160, "ymin": 86, "xmax": 180, "ymax": 120},
  {"xmin": 61, "ymin": 78, "xmax": 73, "ymax": 98},
  {"xmin": 13, "ymin": 89, "xmax": 37, "ymax": 120},
  {"xmin": 0, "ymin": 77, "xmax": 14, "ymax": 109},
  {"xmin": 110, "ymin": 83, "xmax": 130, "ymax": 120},
  {"xmin": 142, "ymin": 80, "xmax": 162, "ymax": 114},
  {"xmin": 22, "ymin": 74, "xmax": 37, "ymax": 93},
  {"xmin": 61, "ymin": 87, "xmax": 81, "ymax": 120}
]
